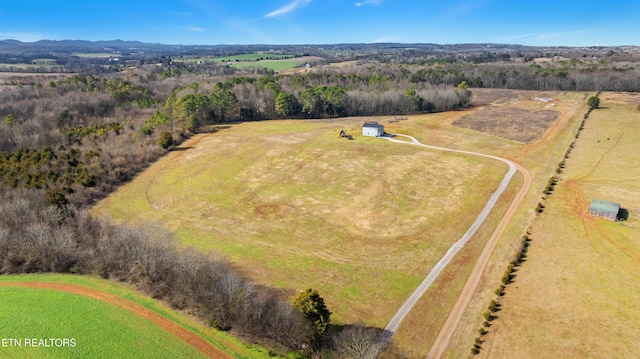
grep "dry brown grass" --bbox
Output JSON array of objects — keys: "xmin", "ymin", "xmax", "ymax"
[
  {"xmin": 455, "ymin": 89, "xmax": 571, "ymax": 143},
  {"xmin": 0, "ymin": 72, "xmax": 71, "ymax": 85},
  {"xmin": 93, "ymin": 89, "xmax": 592, "ymax": 357},
  {"xmin": 93, "ymin": 117, "xmax": 506, "ymax": 329},
  {"xmin": 472, "ymin": 92, "xmax": 640, "ymax": 359},
  {"xmin": 453, "ymin": 107, "xmax": 560, "ymax": 143}
]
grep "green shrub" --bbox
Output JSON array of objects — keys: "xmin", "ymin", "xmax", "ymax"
[{"xmin": 158, "ymin": 131, "xmax": 173, "ymax": 150}]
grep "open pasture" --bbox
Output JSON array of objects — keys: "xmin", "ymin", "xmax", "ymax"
[
  {"xmin": 0, "ymin": 72, "xmax": 71, "ymax": 85},
  {"xmin": 212, "ymin": 53, "xmax": 294, "ymax": 62},
  {"xmin": 93, "ymin": 89, "xmax": 591, "ymax": 356},
  {"xmin": 471, "ymin": 92, "xmax": 640, "ymax": 358},
  {"xmin": 71, "ymin": 52, "xmax": 119, "ymax": 58},
  {"xmin": 382, "ymin": 90, "xmax": 590, "ymax": 357},
  {"xmin": 93, "ymin": 117, "xmax": 507, "ymax": 327},
  {"xmin": 229, "ymin": 60, "xmax": 305, "ymax": 72},
  {"xmin": 0, "ymin": 63, "xmax": 64, "ymax": 71}
]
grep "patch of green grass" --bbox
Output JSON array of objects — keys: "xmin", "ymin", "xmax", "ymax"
[
  {"xmin": 0, "ymin": 274, "xmax": 276, "ymax": 359},
  {"xmin": 228, "ymin": 61, "xmax": 304, "ymax": 72},
  {"xmin": 212, "ymin": 53, "xmax": 294, "ymax": 62},
  {"xmin": 0, "ymin": 63, "xmax": 64, "ymax": 70},
  {"xmin": 0, "ymin": 287, "xmax": 207, "ymax": 358},
  {"xmin": 31, "ymin": 58, "xmax": 57, "ymax": 65},
  {"xmin": 71, "ymin": 53, "xmax": 118, "ymax": 58}
]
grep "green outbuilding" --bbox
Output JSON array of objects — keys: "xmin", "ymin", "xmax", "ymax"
[{"xmin": 588, "ymin": 199, "xmax": 620, "ymax": 221}]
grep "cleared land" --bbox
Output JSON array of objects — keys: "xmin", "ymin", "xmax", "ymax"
[
  {"xmin": 93, "ymin": 118, "xmax": 506, "ymax": 328},
  {"xmin": 93, "ymin": 90, "xmax": 589, "ymax": 356},
  {"xmin": 472, "ymin": 92, "xmax": 640, "ymax": 358},
  {"xmin": 0, "ymin": 72, "xmax": 71, "ymax": 85},
  {"xmin": 0, "ymin": 274, "xmax": 275, "ymax": 359},
  {"xmin": 212, "ymin": 54, "xmax": 294, "ymax": 62},
  {"xmin": 384, "ymin": 90, "xmax": 589, "ymax": 357},
  {"xmin": 210, "ymin": 55, "xmax": 323, "ymax": 71},
  {"xmin": 454, "ymin": 107, "xmax": 560, "ymax": 143}
]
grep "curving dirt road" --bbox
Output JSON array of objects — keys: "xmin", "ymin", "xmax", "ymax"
[
  {"xmin": 377, "ymin": 134, "xmax": 531, "ymax": 358},
  {"xmin": 0, "ymin": 282, "xmax": 230, "ymax": 359}
]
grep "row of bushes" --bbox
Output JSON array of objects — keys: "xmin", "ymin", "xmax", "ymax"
[
  {"xmin": 471, "ymin": 93, "xmax": 600, "ymax": 355},
  {"xmin": 471, "ymin": 233, "xmax": 531, "ymax": 355}
]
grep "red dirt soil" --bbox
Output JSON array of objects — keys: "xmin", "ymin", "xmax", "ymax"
[{"xmin": 0, "ymin": 282, "xmax": 230, "ymax": 359}]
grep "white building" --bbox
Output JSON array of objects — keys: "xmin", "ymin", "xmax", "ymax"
[{"xmin": 362, "ymin": 122, "xmax": 384, "ymax": 137}]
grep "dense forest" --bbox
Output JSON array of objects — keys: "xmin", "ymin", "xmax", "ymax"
[{"xmin": 2, "ymin": 40, "xmax": 640, "ymax": 358}]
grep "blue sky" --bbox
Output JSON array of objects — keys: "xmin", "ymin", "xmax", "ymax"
[{"xmin": 0, "ymin": 0, "xmax": 638, "ymax": 46}]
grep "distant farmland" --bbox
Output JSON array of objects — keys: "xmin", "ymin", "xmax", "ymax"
[
  {"xmin": 188, "ymin": 53, "xmax": 323, "ymax": 71},
  {"xmin": 212, "ymin": 53, "xmax": 294, "ymax": 62}
]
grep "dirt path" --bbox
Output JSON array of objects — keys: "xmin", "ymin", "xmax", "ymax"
[
  {"xmin": 0, "ymin": 282, "xmax": 230, "ymax": 359},
  {"xmin": 377, "ymin": 134, "xmax": 531, "ymax": 357},
  {"xmin": 427, "ymin": 162, "xmax": 531, "ymax": 358}
]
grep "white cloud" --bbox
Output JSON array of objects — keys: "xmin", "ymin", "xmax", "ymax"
[
  {"xmin": 265, "ymin": 0, "xmax": 312, "ymax": 18},
  {"xmin": 355, "ymin": 0, "xmax": 382, "ymax": 7},
  {"xmin": 187, "ymin": 26, "xmax": 204, "ymax": 32}
]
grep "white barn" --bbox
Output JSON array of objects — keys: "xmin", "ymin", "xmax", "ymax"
[{"xmin": 362, "ymin": 122, "xmax": 384, "ymax": 137}]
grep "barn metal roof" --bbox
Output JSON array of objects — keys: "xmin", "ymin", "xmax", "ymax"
[
  {"xmin": 589, "ymin": 199, "xmax": 620, "ymax": 213},
  {"xmin": 363, "ymin": 121, "xmax": 384, "ymax": 128}
]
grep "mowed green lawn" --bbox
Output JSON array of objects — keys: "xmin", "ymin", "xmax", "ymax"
[
  {"xmin": 475, "ymin": 92, "xmax": 640, "ymax": 358},
  {"xmin": 229, "ymin": 60, "xmax": 305, "ymax": 72},
  {"xmin": 207, "ymin": 54, "xmax": 315, "ymax": 71},
  {"xmin": 93, "ymin": 118, "xmax": 507, "ymax": 327},
  {"xmin": 0, "ymin": 274, "xmax": 275, "ymax": 359},
  {"xmin": 212, "ymin": 54, "xmax": 293, "ymax": 62}
]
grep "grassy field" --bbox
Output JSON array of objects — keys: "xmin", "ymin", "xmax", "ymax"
[
  {"xmin": 229, "ymin": 60, "xmax": 306, "ymax": 72},
  {"xmin": 0, "ymin": 274, "xmax": 276, "ymax": 359},
  {"xmin": 212, "ymin": 54, "xmax": 293, "ymax": 62},
  {"xmin": 204, "ymin": 54, "xmax": 322, "ymax": 71},
  {"xmin": 71, "ymin": 53, "xmax": 118, "ymax": 58},
  {"xmin": 0, "ymin": 63, "xmax": 64, "ymax": 70},
  {"xmin": 93, "ymin": 117, "xmax": 507, "ymax": 328},
  {"xmin": 383, "ymin": 90, "xmax": 590, "ymax": 357},
  {"xmin": 473, "ymin": 92, "xmax": 640, "ymax": 358},
  {"xmin": 93, "ymin": 90, "xmax": 590, "ymax": 356},
  {"xmin": 0, "ymin": 72, "xmax": 71, "ymax": 85}
]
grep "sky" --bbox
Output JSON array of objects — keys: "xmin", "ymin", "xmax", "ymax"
[{"xmin": 0, "ymin": 0, "xmax": 638, "ymax": 46}]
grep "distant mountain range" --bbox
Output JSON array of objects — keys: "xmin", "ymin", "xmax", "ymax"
[
  {"xmin": 0, "ymin": 38, "xmax": 635, "ymax": 61},
  {"xmin": 0, "ymin": 38, "xmax": 625, "ymax": 51},
  {"xmin": 0, "ymin": 39, "xmax": 190, "ymax": 52}
]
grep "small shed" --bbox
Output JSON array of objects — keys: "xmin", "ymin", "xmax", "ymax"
[
  {"xmin": 588, "ymin": 199, "xmax": 620, "ymax": 221},
  {"xmin": 362, "ymin": 122, "xmax": 384, "ymax": 137}
]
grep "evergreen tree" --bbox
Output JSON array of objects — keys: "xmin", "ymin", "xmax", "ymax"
[{"xmin": 294, "ymin": 288, "xmax": 332, "ymax": 341}]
